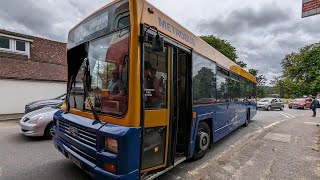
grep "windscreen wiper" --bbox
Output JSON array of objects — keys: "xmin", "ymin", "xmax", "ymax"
[{"xmin": 82, "ymin": 58, "xmax": 100, "ymax": 122}]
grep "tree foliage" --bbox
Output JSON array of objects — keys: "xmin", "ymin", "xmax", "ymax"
[
  {"xmin": 272, "ymin": 42, "xmax": 320, "ymax": 98},
  {"xmin": 236, "ymin": 60, "xmax": 247, "ymax": 68},
  {"xmin": 200, "ymin": 35, "xmax": 269, "ymax": 98},
  {"xmin": 193, "ymin": 67, "xmax": 216, "ymax": 100},
  {"xmin": 248, "ymin": 69, "xmax": 267, "ymax": 97},
  {"xmin": 200, "ymin": 35, "xmax": 238, "ymax": 61}
]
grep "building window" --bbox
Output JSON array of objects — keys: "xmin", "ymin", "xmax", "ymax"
[
  {"xmin": 0, "ymin": 36, "xmax": 30, "ymax": 57},
  {"xmin": 0, "ymin": 36, "xmax": 10, "ymax": 49},
  {"xmin": 16, "ymin": 40, "xmax": 26, "ymax": 52}
]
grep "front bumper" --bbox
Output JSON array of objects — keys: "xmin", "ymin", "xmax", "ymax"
[
  {"xmin": 289, "ymin": 104, "xmax": 304, "ymax": 108},
  {"xmin": 20, "ymin": 121, "xmax": 46, "ymax": 137},
  {"xmin": 53, "ymin": 136, "xmax": 138, "ymax": 179},
  {"xmin": 257, "ymin": 105, "xmax": 268, "ymax": 109},
  {"xmin": 52, "ymin": 110, "xmax": 141, "ymax": 180}
]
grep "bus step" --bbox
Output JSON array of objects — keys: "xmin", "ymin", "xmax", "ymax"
[{"xmin": 142, "ymin": 156, "xmax": 186, "ymax": 180}]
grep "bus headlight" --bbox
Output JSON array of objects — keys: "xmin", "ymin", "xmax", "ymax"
[{"xmin": 105, "ymin": 138, "xmax": 118, "ymax": 153}]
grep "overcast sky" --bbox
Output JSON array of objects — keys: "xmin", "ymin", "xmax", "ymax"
[{"xmin": 1, "ymin": 0, "xmax": 319, "ymax": 84}]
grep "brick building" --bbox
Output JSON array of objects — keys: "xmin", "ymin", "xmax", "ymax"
[{"xmin": 0, "ymin": 29, "xmax": 67, "ymax": 115}]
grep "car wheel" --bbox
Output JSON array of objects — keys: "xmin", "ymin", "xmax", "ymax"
[
  {"xmin": 191, "ymin": 121, "xmax": 210, "ymax": 160},
  {"xmin": 280, "ymin": 106, "xmax": 284, "ymax": 111},
  {"xmin": 289, "ymin": 106, "xmax": 292, "ymax": 109},
  {"xmin": 267, "ymin": 106, "xmax": 272, "ymax": 111},
  {"xmin": 45, "ymin": 122, "xmax": 54, "ymax": 139}
]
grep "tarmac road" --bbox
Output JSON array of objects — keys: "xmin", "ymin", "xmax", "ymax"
[{"xmin": 0, "ymin": 106, "xmax": 316, "ymax": 180}]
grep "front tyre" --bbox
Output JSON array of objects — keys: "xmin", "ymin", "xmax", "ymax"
[
  {"xmin": 267, "ymin": 106, "xmax": 272, "ymax": 111},
  {"xmin": 191, "ymin": 122, "xmax": 210, "ymax": 160},
  {"xmin": 280, "ymin": 106, "xmax": 284, "ymax": 111},
  {"xmin": 45, "ymin": 122, "xmax": 54, "ymax": 139}
]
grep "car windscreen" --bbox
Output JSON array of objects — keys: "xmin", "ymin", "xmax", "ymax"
[
  {"xmin": 259, "ymin": 99, "xmax": 271, "ymax": 102},
  {"xmin": 293, "ymin": 99, "xmax": 305, "ymax": 102}
]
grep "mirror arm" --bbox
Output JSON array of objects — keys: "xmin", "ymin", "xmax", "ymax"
[{"xmin": 139, "ymin": 26, "xmax": 158, "ymax": 43}]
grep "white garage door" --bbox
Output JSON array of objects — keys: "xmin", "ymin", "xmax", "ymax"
[{"xmin": 0, "ymin": 79, "xmax": 66, "ymax": 114}]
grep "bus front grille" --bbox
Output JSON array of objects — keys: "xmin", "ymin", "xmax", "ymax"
[{"xmin": 59, "ymin": 121, "xmax": 97, "ymax": 149}]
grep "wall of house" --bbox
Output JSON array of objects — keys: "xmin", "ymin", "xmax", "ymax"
[{"xmin": 0, "ymin": 79, "xmax": 66, "ymax": 114}]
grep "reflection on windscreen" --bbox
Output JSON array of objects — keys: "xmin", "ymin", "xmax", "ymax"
[{"xmin": 70, "ymin": 28, "xmax": 130, "ymax": 116}]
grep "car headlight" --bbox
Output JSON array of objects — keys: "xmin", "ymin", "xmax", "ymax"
[
  {"xmin": 28, "ymin": 116, "xmax": 45, "ymax": 124},
  {"xmin": 105, "ymin": 138, "xmax": 118, "ymax": 153}
]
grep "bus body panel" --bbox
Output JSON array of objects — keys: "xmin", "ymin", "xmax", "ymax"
[
  {"xmin": 53, "ymin": 110, "xmax": 141, "ymax": 179},
  {"xmin": 190, "ymin": 102, "xmax": 256, "ymax": 157}
]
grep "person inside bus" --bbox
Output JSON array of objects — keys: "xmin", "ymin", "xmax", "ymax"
[
  {"xmin": 144, "ymin": 61, "xmax": 152, "ymax": 108},
  {"xmin": 147, "ymin": 68, "xmax": 162, "ymax": 108},
  {"xmin": 107, "ymin": 69, "xmax": 125, "ymax": 96}
]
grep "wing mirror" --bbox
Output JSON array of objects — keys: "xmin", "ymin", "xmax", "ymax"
[{"xmin": 152, "ymin": 34, "xmax": 164, "ymax": 52}]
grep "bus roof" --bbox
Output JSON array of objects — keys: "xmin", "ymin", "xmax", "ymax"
[{"xmin": 139, "ymin": 0, "xmax": 256, "ymax": 83}]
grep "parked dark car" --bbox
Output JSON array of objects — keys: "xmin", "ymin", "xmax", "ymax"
[{"xmin": 24, "ymin": 94, "xmax": 66, "ymax": 114}]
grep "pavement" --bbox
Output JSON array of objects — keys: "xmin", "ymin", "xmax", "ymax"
[
  {"xmin": 189, "ymin": 115, "xmax": 320, "ymax": 180},
  {"xmin": 0, "ymin": 113, "xmax": 23, "ymax": 122}
]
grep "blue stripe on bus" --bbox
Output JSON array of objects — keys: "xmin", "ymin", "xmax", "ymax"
[{"xmin": 189, "ymin": 101, "xmax": 257, "ymax": 158}]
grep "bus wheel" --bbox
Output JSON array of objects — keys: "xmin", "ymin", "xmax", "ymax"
[{"xmin": 191, "ymin": 122, "xmax": 210, "ymax": 160}]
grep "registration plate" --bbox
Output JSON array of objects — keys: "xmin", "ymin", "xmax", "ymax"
[{"xmin": 68, "ymin": 154, "xmax": 81, "ymax": 168}]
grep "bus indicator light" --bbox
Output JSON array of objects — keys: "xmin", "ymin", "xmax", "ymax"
[
  {"xmin": 103, "ymin": 163, "xmax": 116, "ymax": 173},
  {"xmin": 193, "ymin": 112, "xmax": 197, "ymax": 119}
]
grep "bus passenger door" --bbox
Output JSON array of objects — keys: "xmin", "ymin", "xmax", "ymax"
[{"xmin": 141, "ymin": 43, "xmax": 171, "ymax": 172}]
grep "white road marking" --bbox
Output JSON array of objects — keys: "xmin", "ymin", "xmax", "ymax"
[
  {"xmin": 279, "ymin": 113, "xmax": 291, "ymax": 119},
  {"xmin": 279, "ymin": 112, "xmax": 295, "ymax": 119},
  {"xmin": 303, "ymin": 122, "xmax": 318, "ymax": 125}
]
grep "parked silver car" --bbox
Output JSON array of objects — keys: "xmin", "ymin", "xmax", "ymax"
[
  {"xmin": 257, "ymin": 98, "xmax": 284, "ymax": 111},
  {"xmin": 20, "ymin": 106, "xmax": 60, "ymax": 138}
]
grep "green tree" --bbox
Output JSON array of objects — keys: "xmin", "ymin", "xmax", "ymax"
[
  {"xmin": 273, "ymin": 42, "xmax": 320, "ymax": 97},
  {"xmin": 248, "ymin": 69, "xmax": 267, "ymax": 97},
  {"xmin": 193, "ymin": 67, "xmax": 216, "ymax": 100},
  {"xmin": 200, "ymin": 35, "xmax": 238, "ymax": 61},
  {"xmin": 236, "ymin": 60, "xmax": 247, "ymax": 68}
]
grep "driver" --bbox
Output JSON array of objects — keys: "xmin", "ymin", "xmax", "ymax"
[{"xmin": 107, "ymin": 69, "xmax": 124, "ymax": 96}]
